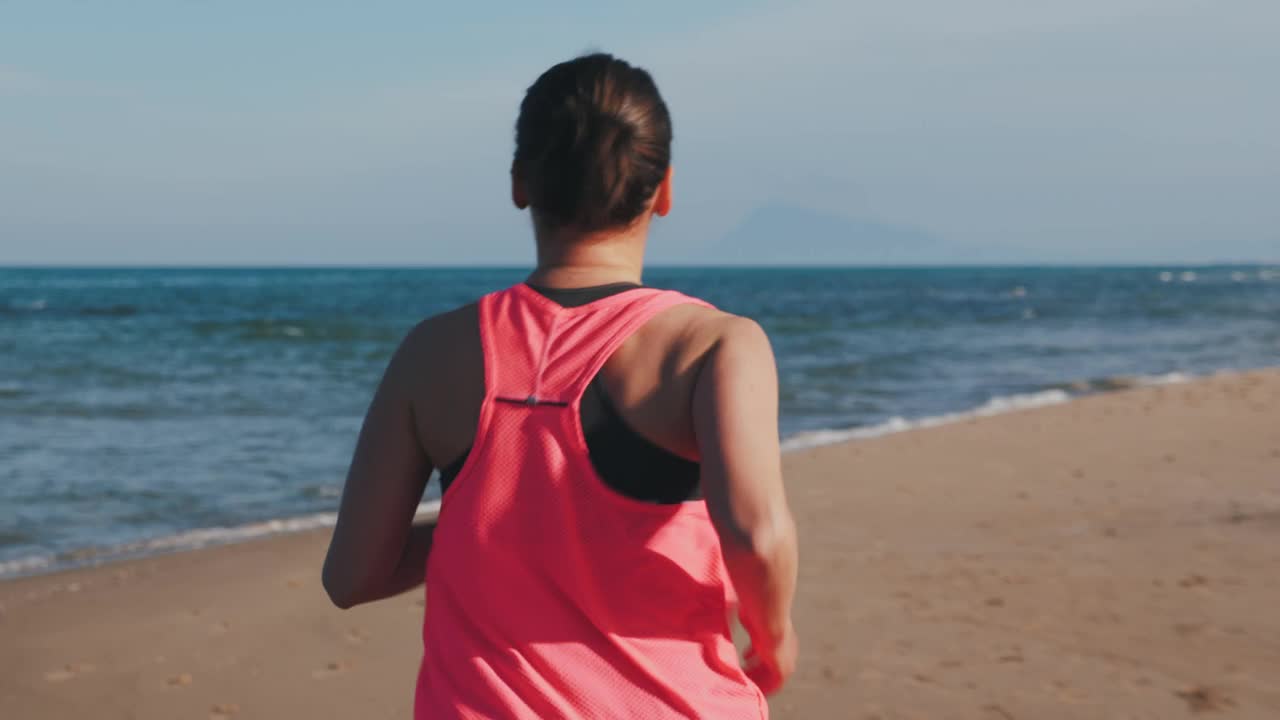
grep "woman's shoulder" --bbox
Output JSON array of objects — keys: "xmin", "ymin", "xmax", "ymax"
[
  {"xmin": 392, "ymin": 302, "xmax": 481, "ymax": 381},
  {"xmin": 404, "ymin": 298, "xmax": 480, "ymax": 340},
  {"xmin": 651, "ymin": 301, "xmax": 769, "ymax": 347},
  {"xmin": 626, "ymin": 301, "xmax": 773, "ymax": 381}
]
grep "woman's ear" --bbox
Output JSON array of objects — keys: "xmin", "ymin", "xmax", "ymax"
[
  {"xmin": 652, "ymin": 165, "xmax": 674, "ymax": 217},
  {"xmin": 511, "ymin": 164, "xmax": 529, "ymax": 210}
]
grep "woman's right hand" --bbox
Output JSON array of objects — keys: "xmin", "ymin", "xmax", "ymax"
[{"xmin": 743, "ymin": 619, "xmax": 799, "ymax": 695}]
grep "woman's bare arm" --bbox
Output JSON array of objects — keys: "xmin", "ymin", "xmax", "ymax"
[
  {"xmin": 692, "ymin": 316, "xmax": 799, "ymax": 695},
  {"xmin": 322, "ymin": 326, "xmax": 435, "ymax": 609}
]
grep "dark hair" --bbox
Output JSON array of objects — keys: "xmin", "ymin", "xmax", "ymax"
[{"xmin": 514, "ymin": 53, "xmax": 672, "ymax": 232}]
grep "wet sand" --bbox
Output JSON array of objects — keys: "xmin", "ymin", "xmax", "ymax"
[{"xmin": 2, "ymin": 370, "xmax": 1278, "ymax": 719}]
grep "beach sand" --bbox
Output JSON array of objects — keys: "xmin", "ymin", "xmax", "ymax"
[{"xmin": 2, "ymin": 370, "xmax": 1278, "ymax": 719}]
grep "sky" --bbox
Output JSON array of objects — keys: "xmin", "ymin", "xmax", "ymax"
[{"xmin": 2, "ymin": 0, "xmax": 1278, "ymax": 265}]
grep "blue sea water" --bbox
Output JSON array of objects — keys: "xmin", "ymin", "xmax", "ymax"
[{"xmin": 2, "ymin": 266, "xmax": 1278, "ymax": 576}]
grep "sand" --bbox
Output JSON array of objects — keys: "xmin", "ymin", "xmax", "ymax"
[{"xmin": 2, "ymin": 370, "xmax": 1278, "ymax": 719}]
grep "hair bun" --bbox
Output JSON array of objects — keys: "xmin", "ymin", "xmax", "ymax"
[{"xmin": 514, "ymin": 53, "xmax": 672, "ymax": 232}]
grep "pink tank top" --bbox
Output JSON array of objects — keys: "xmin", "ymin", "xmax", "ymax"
[{"xmin": 416, "ymin": 283, "xmax": 767, "ymax": 719}]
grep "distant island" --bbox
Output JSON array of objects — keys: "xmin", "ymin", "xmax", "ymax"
[
  {"xmin": 672, "ymin": 204, "xmax": 1280, "ymax": 267},
  {"xmin": 677, "ymin": 204, "xmax": 1005, "ymax": 266}
]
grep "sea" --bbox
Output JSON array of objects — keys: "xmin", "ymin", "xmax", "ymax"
[{"xmin": 2, "ymin": 266, "xmax": 1278, "ymax": 578}]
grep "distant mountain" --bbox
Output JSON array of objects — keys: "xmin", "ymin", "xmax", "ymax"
[{"xmin": 692, "ymin": 204, "xmax": 950, "ymax": 265}]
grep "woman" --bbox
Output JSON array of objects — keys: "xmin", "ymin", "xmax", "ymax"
[{"xmin": 323, "ymin": 53, "xmax": 798, "ymax": 719}]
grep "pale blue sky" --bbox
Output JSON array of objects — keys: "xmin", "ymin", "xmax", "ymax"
[{"xmin": 2, "ymin": 0, "xmax": 1277, "ymax": 265}]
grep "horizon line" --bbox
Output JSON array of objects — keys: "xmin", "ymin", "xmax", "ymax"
[{"xmin": 2, "ymin": 260, "xmax": 1277, "ymax": 271}]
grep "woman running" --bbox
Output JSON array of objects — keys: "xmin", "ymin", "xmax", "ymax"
[{"xmin": 323, "ymin": 52, "xmax": 798, "ymax": 719}]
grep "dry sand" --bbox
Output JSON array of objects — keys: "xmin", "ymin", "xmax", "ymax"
[{"xmin": 2, "ymin": 370, "xmax": 1278, "ymax": 719}]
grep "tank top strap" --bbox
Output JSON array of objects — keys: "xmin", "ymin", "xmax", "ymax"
[
  {"xmin": 562, "ymin": 289, "xmax": 712, "ymax": 403},
  {"xmin": 477, "ymin": 284, "xmax": 711, "ymax": 408}
]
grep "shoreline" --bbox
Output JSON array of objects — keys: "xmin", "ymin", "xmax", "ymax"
[
  {"xmin": 2, "ymin": 368, "xmax": 1278, "ymax": 718},
  {"xmin": 0, "ymin": 367, "xmax": 1234, "ymax": 582}
]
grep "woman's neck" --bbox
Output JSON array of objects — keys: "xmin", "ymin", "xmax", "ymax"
[{"xmin": 528, "ymin": 223, "xmax": 647, "ymax": 289}]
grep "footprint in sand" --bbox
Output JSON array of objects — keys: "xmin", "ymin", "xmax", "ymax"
[
  {"xmin": 344, "ymin": 628, "xmax": 367, "ymax": 646},
  {"xmin": 210, "ymin": 620, "xmax": 232, "ymax": 636},
  {"xmin": 167, "ymin": 672, "xmax": 194, "ymax": 687},
  {"xmin": 1178, "ymin": 574, "xmax": 1209, "ymax": 589},
  {"xmin": 210, "ymin": 702, "xmax": 241, "ymax": 718},
  {"xmin": 1176, "ymin": 685, "xmax": 1235, "ymax": 713},
  {"xmin": 982, "ymin": 704, "xmax": 1015, "ymax": 720},
  {"xmin": 44, "ymin": 663, "xmax": 96, "ymax": 682},
  {"xmin": 1173, "ymin": 622, "xmax": 1205, "ymax": 637},
  {"xmin": 312, "ymin": 660, "xmax": 349, "ymax": 680},
  {"xmin": 1044, "ymin": 679, "xmax": 1089, "ymax": 704}
]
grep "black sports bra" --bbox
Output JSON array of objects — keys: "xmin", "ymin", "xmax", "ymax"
[{"xmin": 437, "ymin": 283, "xmax": 701, "ymax": 504}]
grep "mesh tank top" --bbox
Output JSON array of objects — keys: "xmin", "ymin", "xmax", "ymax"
[{"xmin": 416, "ymin": 283, "xmax": 767, "ymax": 719}]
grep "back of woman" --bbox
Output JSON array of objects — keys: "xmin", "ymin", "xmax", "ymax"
[{"xmin": 323, "ymin": 54, "xmax": 798, "ymax": 720}]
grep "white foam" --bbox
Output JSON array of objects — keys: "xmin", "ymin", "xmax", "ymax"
[
  {"xmin": 0, "ymin": 501, "xmax": 442, "ymax": 579},
  {"xmin": 1134, "ymin": 371, "xmax": 1193, "ymax": 386},
  {"xmin": 112, "ymin": 512, "xmax": 341, "ymax": 555},
  {"xmin": 779, "ymin": 371, "xmax": 1203, "ymax": 454},
  {"xmin": 12, "ymin": 298, "xmax": 47, "ymax": 311},
  {"xmin": 1180, "ymin": 271, "xmax": 1198, "ymax": 282},
  {"xmin": 781, "ymin": 389, "xmax": 1072, "ymax": 452},
  {"xmin": 1158, "ymin": 271, "xmax": 1174, "ymax": 282},
  {"xmin": 0, "ymin": 554, "xmax": 54, "ymax": 577},
  {"xmin": 281, "ymin": 326, "xmax": 305, "ymax": 338}
]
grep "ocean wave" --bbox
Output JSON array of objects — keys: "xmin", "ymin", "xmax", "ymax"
[
  {"xmin": 781, "ymin": 389, "xmax": 1073, "ymax": 451},
  {"xmin": 301, "ymin": 484, "xmax": 343, "ymax": 499},
  {"xmin": 1, "ymin": 299, "xmax": 144, "ymax": 317},
  {"xmin": 4, "ymin": 298, "xmax": 48, "ymax": 312},
  {"xmin": 78, "ymin": 304, "xmax": 140, "ymax": 317},
  {"xmin": 1157, "ymin": 270, "xmax": 1199, "ymax": 283},
  {"xmin": 1045, "ymin": 371, "xmax": 1193, "ymax": 394},
  {"xmin": 7, "ymin": 277, "xmax": 142, "ymax": 290},
  {"xmin": 191, "ymin": 319, "xmax": 399, "ymax": 344},
  {"xmin": 1159, "ymin": 268, "xmax": 1280, "ymax": 284},
  {"xmin": 0, "ymin": 500, "xmax": 442, "ymax": 580},
  {"xmin": 780, "ymin": 370, "xmax": 1198, "ymax": 452},
  {"xmin": 0, "ymin": 554, "xmax": 54, "ymax": 577}
]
